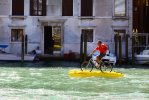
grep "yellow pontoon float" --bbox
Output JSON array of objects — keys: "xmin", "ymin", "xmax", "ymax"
[{"xmin": 68, "ymin": 69, "xmax": 124, "ymax": 78}]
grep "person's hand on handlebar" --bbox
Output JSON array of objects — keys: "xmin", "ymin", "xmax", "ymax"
[{"xmin": 88, "ymin": 53, "xmax": 92, "ymax": 57}]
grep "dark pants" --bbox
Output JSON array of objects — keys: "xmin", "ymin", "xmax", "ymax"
[
  {"xmin": 96, "ymin": 53, "xmax": 106, "ymax": 64},
  {"xmin": 98, "ymin": 53, "xmax": 106, "ymax": 59}
]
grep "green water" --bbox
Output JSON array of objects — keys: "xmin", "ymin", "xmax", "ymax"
[{"xmin": 0, "ymin": 65, "xmax": 149, "ymax": 100}]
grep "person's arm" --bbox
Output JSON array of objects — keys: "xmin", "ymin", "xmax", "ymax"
[{"xmin": 89, "ymin": 49, "xmax": 96, "ymax": 56}]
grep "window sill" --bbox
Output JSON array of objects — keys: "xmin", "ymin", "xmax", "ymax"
[
  {"xmin": 10, "ymin": 42, "xmax": 22, "ymax": 43},
  {"xmin": 78, "ymin": 16, "xmax": 95, "ymax": 20},
  {"xmin": 9, "ymin": 15, "xmax": 27, "ymax": 19},
  {"xmin": 112, "ymin": 16, "xmax": 128, "ymax": 20}
]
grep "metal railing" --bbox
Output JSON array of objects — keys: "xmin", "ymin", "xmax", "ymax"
[{"xmin": 133, "ymin": 33, "xmax": 149, "ymax": 54}]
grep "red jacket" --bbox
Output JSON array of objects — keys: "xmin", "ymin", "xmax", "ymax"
[{"xmin": 95, "ymin": 44, "xmax": 108, "ymax": 54}]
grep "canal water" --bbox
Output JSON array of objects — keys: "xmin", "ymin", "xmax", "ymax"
[{"xmin": 0, "ymin": 62, "xmax": 149, "ymax": 100}]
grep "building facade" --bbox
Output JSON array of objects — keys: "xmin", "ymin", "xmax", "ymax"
[{"xmin": 0, "ymin": 0, "xmax": 132, "ymax": 58}]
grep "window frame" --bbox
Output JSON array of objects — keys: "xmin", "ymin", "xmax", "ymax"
[
  {"xmin": 113, "ymin": 0, "xmax": 127, "ymax": 18},
  {"xmin": 80, "ymin": 0, "xmax": 93, "ymax": 17},
  {"xmin": 62, "ymin": 0, "xmax": 73, "ymax": 16},
  {"xmin": 10, "ymin": 29, "xmax": 24, "ymax": 43},
  {"xmin": 30, "ymin": 0, "xmax": 46, "ymax": 16},
  {"xmin": 12, "ymin": 0, "xmax": 24, "ymax": 16}
]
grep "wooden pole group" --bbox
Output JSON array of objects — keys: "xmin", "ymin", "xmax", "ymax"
[
  {"xmin": 21, "ymin": 33, "xmax": 24, "ymax": 62},
  {"xmin": 114, "ymin": 33, "xmax": 129, "ymax": 65},
  {"xmin": 80, "ymin": 33, "xmax": 87, "ymax": 63}
]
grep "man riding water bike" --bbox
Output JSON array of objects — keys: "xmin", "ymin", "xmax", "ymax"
[{"xmin": 89, "ymin": 40, "xmax": 108, "ymax": 68}]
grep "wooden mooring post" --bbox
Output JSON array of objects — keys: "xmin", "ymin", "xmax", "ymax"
[
  {"xmin": 21, "ymin": 33, "xmax": 24, "ymax": 62},
  {"xmin": 80, "ymin": 33, "xmax": 83, "ymax": 63},
  {"xmin": 114, "ymin": 34, "xmax": 118, "ymax": 59},
  {"xmin": 125, "ymin": 34, "xmax": 129, "ymax": 63},
  {"xmin": 25, "ymin": 35, "xmax": 28, "ymax": 54},
  {"xmin": 114, "ymin": 33, "xmax": 123, "ymax": 65},
  {"xmin": 83, "ymin": 33, "xmax": 87, "ymax": 62},
  {"xmin": 132, "ymin": 35, "xmax": 135, "ymax": 65},
  {"xmin": 80, "ymin": 33, "xmax": 87, "ymax": 63},
  {"xmin": 118, "ymin": 35, "xmax": 122, "ymax": 65}
]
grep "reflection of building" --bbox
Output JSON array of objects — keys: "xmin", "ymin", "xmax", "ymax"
[{"xmin": 0, "ymin": 0, "xmax": 135, "ymax": 58}]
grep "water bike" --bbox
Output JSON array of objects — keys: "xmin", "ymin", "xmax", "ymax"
[{"xmin": 81, "ymin": 52, "xmax": 113, "ymax": 72}]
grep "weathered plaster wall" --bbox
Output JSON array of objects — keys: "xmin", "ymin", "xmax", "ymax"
[
  {"xmin": 0, "ymin": 0, "xmax": 132, "ymax": 56},
  {"xmin": 95, "ymin": 0, "xmax": 113, "ymax": 16},
  {"xmin": 0, "ymin": 0, "xmax": 10, "ymax": 15}
]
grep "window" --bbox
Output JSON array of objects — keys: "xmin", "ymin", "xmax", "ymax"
[
  {"xmin": 81, "ymin": 0, "xmax": 93, "ymax": 16},
  {"xmin": 82, "ymin": 29, "xmax": 93, "ymax": 42},
  {"xmin": 11, "ymin": 29, "xmax": 23, "ymax": 42},
  {"xmin": 30, "ymin": 0, "xmax": 46, "ymax": 16},
  {"xmin": 114, "ymin": 0, "xmax": 126, "ymax": 17},
  {"xmin": 62, "ymin": 0, "xmax": 73, "ymax": 16},
  {"xmin": 12, "ymin": 0, "xmax": 24, "ymax": 15}
]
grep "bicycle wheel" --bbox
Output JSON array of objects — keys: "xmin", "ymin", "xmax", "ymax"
[
  {"xmin": 81, "ymin": 59, "xmax": 94, "ymax": 72},
  {"xmin": 99, "ymin": 61, "xmax": 113, "ymax": 72}
]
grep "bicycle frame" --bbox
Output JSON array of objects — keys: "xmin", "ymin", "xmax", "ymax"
[
  {"xmin": 81, "ymin": 57, "xmax": 113, "ymax": 72},
  {"xmin": 81, "ymin": 58, "xmax": 99, "ymax": 72}
]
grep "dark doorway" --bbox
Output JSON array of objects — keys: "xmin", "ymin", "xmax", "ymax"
[
  {"xmin": 44, "ymin": 26, "xmax": 54, "ymax": 54},
  {"xmin": 133, "ymin": 0, "xmax": 149, "ymax": 33}
]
